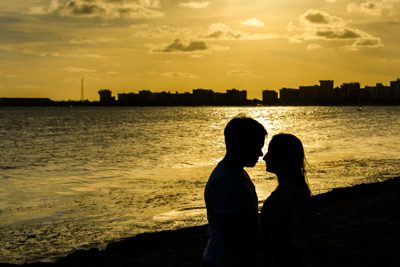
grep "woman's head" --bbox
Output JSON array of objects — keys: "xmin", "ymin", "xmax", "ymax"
[{"xmin": 263, "ymin": 133, "xmax": 310, "ymax": 195}]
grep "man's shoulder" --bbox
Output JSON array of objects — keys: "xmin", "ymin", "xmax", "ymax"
[
  {"xmin": 209, "ymin": 161, "xmax": 241, "ymax": 180},
  {"xmin": 207, "ymin": 162, "xmax": 242, "ymax": 190}
]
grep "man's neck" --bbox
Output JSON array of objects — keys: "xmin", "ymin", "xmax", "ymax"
[{"xmin": 222, "ymin": 154, "xmax": 244, "ymax": 170}]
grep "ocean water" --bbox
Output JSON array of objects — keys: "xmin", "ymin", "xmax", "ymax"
[{"xmin": 0, "ymin": 106, "xmax": 399, "ymax": 264}]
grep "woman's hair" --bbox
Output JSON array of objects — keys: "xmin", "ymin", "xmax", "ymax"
[{"xmin": 270, "ymin": 133, "xmax": 311, "ymax": 198}]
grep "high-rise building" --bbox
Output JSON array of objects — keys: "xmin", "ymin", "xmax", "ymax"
[
  {"xmin": 262, "ymin": 90, "xmax": 278, "ymax": 104},
  {"xmin": 319, "ymin": 80, "xmax": 334, "ymax": 99},
  {"xmin": 390, "ymin": 79, "xmax": 400, "ymax": 101},
  {"xmin": 280, "ymin": 88, "xmax": 299, "ymax": 105},
  {"xmin": 98, "ymin": 89, "xmax": 115, "ymax": 103}
]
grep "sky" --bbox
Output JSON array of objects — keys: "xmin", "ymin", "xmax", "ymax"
[{"xmin": 1, "ymin": 0, "xmax": 400, "ymax": 101}]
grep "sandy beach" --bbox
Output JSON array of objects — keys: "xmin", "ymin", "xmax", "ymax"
[{"xmin": 1, "ymin": 177, "xmax": 399, "ymax": 267}]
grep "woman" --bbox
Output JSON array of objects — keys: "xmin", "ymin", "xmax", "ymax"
[{"xmin": 260, "ymin": 133, "xmax": 312, "ymax": 267}]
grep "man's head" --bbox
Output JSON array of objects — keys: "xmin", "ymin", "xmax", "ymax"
[{"xmin": 224, "ymin": 115, "xmax": 267, "ymax": 167}]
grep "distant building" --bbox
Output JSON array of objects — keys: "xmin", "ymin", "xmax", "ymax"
[
  {"xmin": 192, "ymin": 89, "xmax": 215, "ymax": 105},
  {"xmin": 226, "ymin": 89, "xmax": 247, "ymax": 104},
  {"xmin": 98, "ymin": 89, "xmax": 115, "ymax": 103},
  {"xmin": 298, "ymin": 80, "xmax": 334, "ymax": 104},
  {"xmin": 262, "ymin": 90, "xmax": 278, "ymax": 105},
  {"xmin": 280, "ymin": 88, "xmax": 299, "ymax": 105},
  {"xmin": 319, "ymin": 80, "xmax": 334, "ymax": 100},
  {"xmin": 138, "ymin": 90, "xmax": 154, "ymax": 104},
  {"xmin": 391, "ymin": 79, "xmax": 400, "ymax": 102},
  {"xmin": 118, "ymin": 92, "xmax": 137, "ymax": 104},
  {"xmin": 114, "ymin": 88, "xmax": 250, "ymax": 106},
  {"xmin": 173, "ymin": 92, "xmax": 194, "ymax": 104},
  {"xmin": 341, "ymin": 83, "xmax": 360, "ymax": 103},
  {"xmin": 370, "ymin": 83, "xmax": 389, "ymax": 102},
  {"xmin": 0, "ymin": 98, "xmax": 52, "ymax": 106},
  {"xmin": 299, "ymin": 85, "xmax": 319, "ymax": 104}
]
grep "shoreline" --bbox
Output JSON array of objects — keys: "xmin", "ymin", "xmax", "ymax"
[{"xmin": 1, "ymin": 177, "xmax": 399, "ymax": 267}]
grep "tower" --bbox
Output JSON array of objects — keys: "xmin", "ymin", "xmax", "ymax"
[{"xmin": 81, "ymin": 79, "xmax": 84, "ymax": 101}]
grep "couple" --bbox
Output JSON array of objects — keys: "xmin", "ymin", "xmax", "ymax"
[{"xmin": 203, "ymin": 116, "xmax": 312, "ymax": 267}]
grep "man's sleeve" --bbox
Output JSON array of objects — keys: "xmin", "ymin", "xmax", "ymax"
[{"xmin": 212, "ymin": 179, "xmax": 240, "ymax": 214}]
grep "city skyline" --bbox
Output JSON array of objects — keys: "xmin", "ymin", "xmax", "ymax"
[
  {"xmin": 1, "ymin": 1, "xmax": 400, "ymax": 101},
  {"xmin": 1, "ymin": 76, "xmax": 399, "ymax": 106},
  {"xmin": 96, "ymin": 77, "xmax": 400, "ymax": 105}
]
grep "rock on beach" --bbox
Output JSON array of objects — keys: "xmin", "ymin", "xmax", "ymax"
[{"xmin": 1, "ymin": 177, "xmax": 399, "ymax": 267}]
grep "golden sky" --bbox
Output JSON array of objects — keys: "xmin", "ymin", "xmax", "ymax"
[{"xmin": 1, "ymin": 0, "xmax": 399, "ymax": 101}]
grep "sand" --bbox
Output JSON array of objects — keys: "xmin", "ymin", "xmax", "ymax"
[{"xmin": 1, "ymin": 177, "xmax": 399, "ymax": 267}]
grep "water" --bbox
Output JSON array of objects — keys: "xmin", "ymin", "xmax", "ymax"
[{"xmin": 1, "ymin": 106, "xmax": 399, "ymax": 264}]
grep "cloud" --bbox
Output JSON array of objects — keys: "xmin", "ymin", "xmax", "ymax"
[
  {"xmin": 69, "ymin": 37, "xmax": 118, "ymax": 44},
  {"xmin": 148, "ymin": 71, "xmax": 196, "ymax": 78},
  {"xmin": 307, "ymin": 44, "xmax": 323, "ymax": 50},
  {"xmin": 179, "ymin": 2, "xmax": 210, "ymax": 8},
  {"xmin": 62, "ymin": 78, "xmax": 80, "ymax": 83},
  {"xmin": 18, "ymin": 85, "xmax": 42, "ymax": 89},
  {"xmin": 41, "ymin": 50, "xmax": 104, "ymax": 58},
  {"xmin": 130, "ymin": 25, "xmax": 192, "ymax": 38},
  {"xmin": 106, "ymin": 71, "xmax": 119, "ymax": 75},
  {"xmin": 347, "ymin": 0, "xmax": 399, "ymax": 16},
  {"xmin": 152, "ymin": 39, "xmax": 208, "ymax": 53},
  {"xmin": 62, "ymin": 66, "xmax": 98, "ymax": 73},
  {"xmin": 242, "ymin": 18, "xmax": 264, "ymax": 27},
  {"xmin": 0, "ymin": 71, "xmax": 17, "ymax": 78},
  {"xmin": 150, "ymin": 39, "xmax": 229, "ymax": 54},
  {"xmin": 289, "ymin": 9, "xmax": 383, "ymax": 49},
  {"xmin": 60, "ymin": 0, "xmax": 164, "ymax": 19},
  {"xmin": 287, "ymin": 21, "xmax": 296, "ymax": 32},
  {"xmin": 344, "ymin": 36, "xmax": 384, "ymax": 50},
  {"xmin": 27, "ymin": 0, "xmax": 59, "ymax": 15},
  {"xmin": 201, "ymin": 23, "xmax": 279, "ymax": 40},
  {"xmin": 226, "ymin": 69, "xmax": 255, "ymax": 77},
  {"xmin": 300, "ymin": 10, "xmax": 346, "ymax": 27},
  {"xmin": 315, "ymin": 29, "xmax": 361, "ymax": 39},
  {"xmin": 380, "ymin": 58, "xmax": 400, "ymax": 63}
]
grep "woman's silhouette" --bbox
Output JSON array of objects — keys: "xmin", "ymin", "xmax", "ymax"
[{"xmin": 260, "ymin": 133, "xmax": 312, "ymax": 267}]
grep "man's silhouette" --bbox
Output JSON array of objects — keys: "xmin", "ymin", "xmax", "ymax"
[{"xmin": 202, "ymin": 115, "xmax": 267, "ymax": 267}]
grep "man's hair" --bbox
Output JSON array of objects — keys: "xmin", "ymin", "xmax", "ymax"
[{"xmin": 224, "ymin": 115, "xmax": 267, "ymax": 148}]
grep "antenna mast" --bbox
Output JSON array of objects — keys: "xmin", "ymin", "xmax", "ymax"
[{"xmin": 81, "ymin": 79, "xmax": 84, "ymax": 101}]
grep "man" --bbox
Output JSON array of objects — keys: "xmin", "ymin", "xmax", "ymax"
[{"xmin": 203, "ymin": 115, "xmax": 267, "ymax": 267}]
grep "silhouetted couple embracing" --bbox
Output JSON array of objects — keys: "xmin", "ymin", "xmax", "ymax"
[{"xmin": 203, "ymin": 115, "xmax": 312, "ymax": 267}]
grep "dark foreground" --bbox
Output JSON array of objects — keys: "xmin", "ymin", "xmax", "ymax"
[{"xmin": 2, "ymin": 177, "xmax": 399, "ymax": 267}]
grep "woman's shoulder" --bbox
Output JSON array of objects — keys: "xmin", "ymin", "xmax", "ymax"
[
  {"xmin": 278, "ymin": 181, "xmax": 308, "ymax": 201},
  {"xmin": 278, "ymin": 181, "xmax": 298, "ymax": 192}
]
